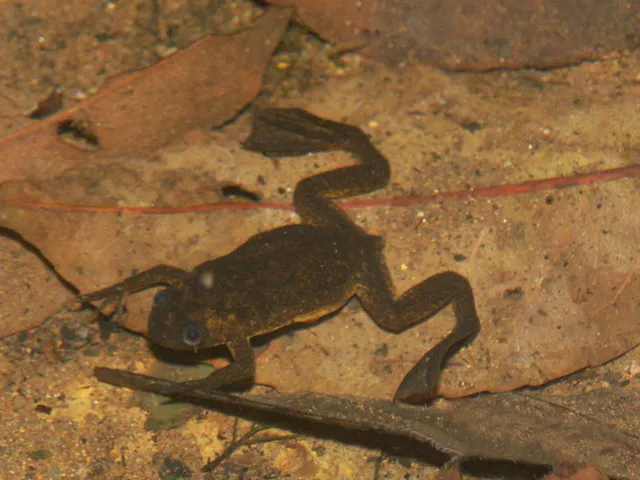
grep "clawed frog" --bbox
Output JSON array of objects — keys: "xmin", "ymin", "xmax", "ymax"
[{"xmin": 80, "ymin": 109, "xmax": 480, "ymax": 404}]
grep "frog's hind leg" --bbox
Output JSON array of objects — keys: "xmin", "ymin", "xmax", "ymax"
[
  {"xmin": 244, "ymin": 108, "xmax": 363, "ymax": 157},
  {"xmin": 244, "ymin": 108, "xmax": 391, "ymax": 229},
  {"xmin": 356, "ymin": 257, "xmax": 480, "ymax": 404}
]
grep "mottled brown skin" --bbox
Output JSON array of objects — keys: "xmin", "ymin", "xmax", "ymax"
[{"xmin": 80, "ymin": 109, "xmax": 480, "ymax": 404}]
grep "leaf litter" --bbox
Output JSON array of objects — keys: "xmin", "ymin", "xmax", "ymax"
[
  {"xmin": 1, "ymin": 43, "xmax": 639, "ymax": 403},
  {"xmin": 0, "ymin": 3, "xmax": 638, "ymax": 478}
]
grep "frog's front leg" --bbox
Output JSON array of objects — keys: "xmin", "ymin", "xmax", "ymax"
[
  {"xmin": 78, "ymin": 265, "xmax": 191, "ymax": 306},
  {"xmin": 357, "ymin": 261, "xmax": 480, "ymax": 404},
  {"xmin": 158, "ymin": 337, "xmax": 256, "ymax": 395}
]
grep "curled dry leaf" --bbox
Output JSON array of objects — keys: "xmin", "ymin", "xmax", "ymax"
[{"xmin": 0, "ymin": 7, "xmax": 293, "ymax": 184}]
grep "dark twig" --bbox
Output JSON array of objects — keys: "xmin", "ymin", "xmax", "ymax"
[{"xmin": 202, "ymin": 423, "xmax": 296, "ymax": 472}]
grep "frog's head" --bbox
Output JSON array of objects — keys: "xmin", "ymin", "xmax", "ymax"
[{"xmin": 146, "ymin": 284, "xmax": 226, "ymax": 352}]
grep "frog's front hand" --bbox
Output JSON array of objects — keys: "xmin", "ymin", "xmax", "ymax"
[
  {"xmin": 79, "ymin": 288, "xmax": 124, "ymax": 305},
  {"xmin": 66, "ymin": 288, "xmax": 123, "ymax": 312},
  {"xmin": 74, "ymin": 288, "xmax": 130, "ymax": 326},
  {"xmin": 161, "ymin": 338, "xmax": 257, "ymax": 397}
]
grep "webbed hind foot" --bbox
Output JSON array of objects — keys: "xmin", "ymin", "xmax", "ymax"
[{"xmin": 243, "ymin": 108, "xmax": 364, "ymax": 158}]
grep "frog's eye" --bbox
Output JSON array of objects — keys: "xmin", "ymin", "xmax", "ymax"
[{"xmin": 182, "ymin": 323, "xmax": 202, "ymax": 347}]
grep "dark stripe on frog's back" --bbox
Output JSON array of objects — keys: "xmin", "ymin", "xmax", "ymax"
[{"xmin": 213, "ymin": 224, "xmax": 380, "ymax": 332}]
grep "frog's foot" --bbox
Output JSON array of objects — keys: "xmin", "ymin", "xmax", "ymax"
[
  {"xmin": 243, "ymin": 108, "xmax": 364, "ymax": 158},
  {"xmin": 393, "ymin": 355, "xmax": 440, "ymax": 404},
  {"xmin": 394, "ymin": 386, "xmax": 437, "ymax": 405}
]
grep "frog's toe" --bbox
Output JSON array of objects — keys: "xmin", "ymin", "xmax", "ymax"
[
  {"xmin": 394, "ymin": 361, "xmax": 440, "ymax": 404},
  {"xmin": 394, "ymin": 381, "xmax": 438, "ymax": 404}
]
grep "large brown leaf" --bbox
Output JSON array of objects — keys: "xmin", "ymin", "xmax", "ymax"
[
  {"xmin": 269, "ymin": 0, "xmax": 639, "ymax": 69},
  {"xmin": 0, "ymin": 7, "xmax": 292, "ymax": 183}
]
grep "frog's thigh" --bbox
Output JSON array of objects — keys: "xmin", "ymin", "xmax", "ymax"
[
  {"xmin": 357, "ymin": 259, "xmax": 481, "ymax": 402},
  {"xmin": 357, "ymin": 256, "xmax": 479, "ymax": 337}
]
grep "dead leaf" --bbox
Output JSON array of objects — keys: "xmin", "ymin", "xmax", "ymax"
[
  {"xmin": 269, "ymin": 0, "xmax": 639, "ymax": 69},
  {"xmin": 0, "ymin": 7, "xmax": 292, "ymax": 184},
  {"xmin": 0, "ymin": 53, "xmax": 638, "ymax": 403},
  {"xmin": 268, "ymin": 0, "xmax": 370, "ymax": 50},
  {"xmin": 95, "ymin": 369, "xmax": 640, "ymax": 479},
  {"xmin": 0, "ymin": 232, "xmax": 72, "ymax": 337}
]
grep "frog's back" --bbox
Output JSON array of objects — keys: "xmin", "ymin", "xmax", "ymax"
[
  {"xmin": 230, "ymin": 224, "xmax": 373, "ymax": 265},
  {"xmin": 197, "ymin": 224, "xmax": 380, "ymax": 333}
]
